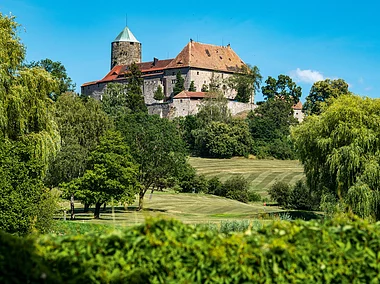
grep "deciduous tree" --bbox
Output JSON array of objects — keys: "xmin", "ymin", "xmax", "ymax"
[
  {"xmin": 292, "ymin": 95, "xmax": 380, "ymax": 219},
  {"xmin": 303, "ymin": 78, "xmax": 351, "ymax": 116},
  {"xmin": 261, "ymin": 75, "xmax": 301, "ymax": 105},
  {"xmin": 116, "ymin": 113, "xmax": 189, "ymax": 210}
]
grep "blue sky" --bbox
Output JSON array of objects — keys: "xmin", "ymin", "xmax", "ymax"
[{"xmin": 1, "ymin": 0, "xmax": 379, "ymax": 101}]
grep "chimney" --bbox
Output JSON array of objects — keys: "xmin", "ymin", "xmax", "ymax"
[{"xmin": 153, "ymin": 57, "xmax": 159, "ymax": 66}]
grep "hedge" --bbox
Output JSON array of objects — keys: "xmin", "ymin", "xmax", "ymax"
[{"xmin": 1, "ymin": 216, "xmax": 380, "ymax": 283}]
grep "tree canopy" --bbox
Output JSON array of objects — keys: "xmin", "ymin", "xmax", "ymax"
[
  {"xmin": 61, "ymin": 131, "xmax": 139, "ymax": 218},
  {"xmin": 303, "ymin": 79, "xmax": 351, "ymax": 116},
  {"xmin": 116, "ymin": 113, "xmax": 189, "ymax": 210},
  {"xmin": 24, "ymin": 58, "xmax": 75, "ymax": 100},
  {"xmin": 292, "ymin": 95, "xmax": 380, "ymax": 219},
  {"xmin": 261, "ymin": 75, "xmax": 301, "ymax": 105},
  {"xmin": 227, "ymin": 64, "xmax": 262, "ymax": 103}
]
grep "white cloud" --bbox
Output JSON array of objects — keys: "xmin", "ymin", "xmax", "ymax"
[{"xmin": 289, "ymin": 68, "xmax": 324, "ymax": 84}]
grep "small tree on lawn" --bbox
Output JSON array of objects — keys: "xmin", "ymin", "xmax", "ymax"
[{"xmin": 61, "ymin": 131, "xmax": 139, "ymax": 219}]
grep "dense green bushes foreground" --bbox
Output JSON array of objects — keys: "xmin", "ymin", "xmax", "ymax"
[{"xmin": 1, "ymin": 217, "xmax": 380, "ymax": 283}]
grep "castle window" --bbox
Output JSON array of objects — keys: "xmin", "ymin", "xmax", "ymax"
[
  {"xmin": 172, "ymin": 72, "xmax": 175, "ymax": 75},
  {"xmin": 197, "ymin": 71, "xmax": 199, "ymax": 75},
  {"xmin": 130, "ymin": 42, "xmax": 134, "ymax": 45},
  {"xmin": 204, "ymin": 81, "xmax": 206, "ymax": 84},
  {"xmin": 172, "ymin": 80, "xmax": 176, "ymax": 84}
]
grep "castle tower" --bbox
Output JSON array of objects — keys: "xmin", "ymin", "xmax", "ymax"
[{"xmin": 111, "ymin": 26, "xmax": 141, "ymax": 69}]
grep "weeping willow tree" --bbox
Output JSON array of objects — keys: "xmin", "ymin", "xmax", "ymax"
[
  {"xmin": 0, "ymin": 13, "xmax": 60, "ymax": 172},
  {"xmin": 0, "ymin": 13, "xmax": 61, "ymax": 234},
  {"xmin": 292, "ymin": 95, "xmax": 380, "ymax": 219}
]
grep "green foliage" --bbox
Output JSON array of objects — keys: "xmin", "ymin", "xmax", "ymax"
[
  {"xmin": 261, "ymin": 74, "xmax": 302, "ymax": 105},
  {"xmin": 223, "ymin": 175, "xmax": 250, "ymax": 203},
  {"xmin": 46, "ymin": 93, "xmax": 111, "ymax": 187},
  {"xmin": 303, "ymin": 78, "xmax": 350, "ymax": 116},
  {"xmin": 173, "ymin": 71, "xmax": 185, "ymax": 96},
  {"xmin": 196, "ymin": 91, "xmax": 231, "ymax": 126},
  {"xmin": 24, "ymin": 58, "xmax": 75, "ymax": 100},
  {"xmin": 288, "ymin": 179, "xmax": 314, "ymax": 210},
  {"xmin": 248, "ymin": 99, "xmax": 297, "ymax": 159},
  {"xmin": 116, "ymin": 113, "xmax": 189, "ymax": 209},
  {"xmin": 125, "ymin": 63, "xmax": 147, "ymax": 113},
  {"xmin": 248, "ymin": 190, "xmax": 262, "ymax": 202},
  {"xmin": 188, "ymin": 80, "xmax": 196, "ymax": 92},
  {"xmin": 180, "ymin": 174, "xmax": 208, "ymax": 193},
  {"xmin": 227, "ymin": 64, "xmax": 262, "ymax": 103},
  {"xmin": 61, "ymin": 131, "xmax": 139, "ymax": 218},
  {"xmin": 3, "ymin": 217, "xmax": 380, "ymax": 283},
  {"xmin": 201, "ymin": 83, "xmax": 209, "ymax": 92},
  {"xmin": 153, "ymin": 84, "xmax": 165, "ymax": 101},
  {"xmin": 268, "ymin": 181, "xmax": 291, "ymax": 206},
  {"xmin": 0, "ymin": 140, "xmax": 52, "ymax": 234},
  {"xmin": 194, "ymin": 120, "xmax": 252, "ymax": 158},
  {"xmin": 292, "ymin": 95, "xmax": 380, "ymax": 219}
]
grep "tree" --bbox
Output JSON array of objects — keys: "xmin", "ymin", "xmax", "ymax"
[
  {"xmin": 153, "ymin": 85, "xmax": 165, "ymax": 101},
  {"xmin": 125, "ymin": 63, "xmax": 147, "ymax": 113},
  {"xmin": 223, "ymin": 175, "xmax": 250, "ymax": 203},
  {"xmin": 303, "ymin": 79, "xmax": 351, "ymax": 116},
  {"xmin": 46, "ymin": 93, "xmax": 111, "ymax": 187},
  {"xmin": 227, "ymin": 64, "xmax": 262, "ymax": 103},
  {"xmin": 188, "ymin": 81, "xmax": 196, "ymax": 92},
  {"xmin": 101, "ymin": 83, "xmax": 130, "ymax": 118},
  {"xmin": 173, "ymin": 71, "xmax": 185, "ymax": 96},
  {"xmin": 0, "ymin": 13, "xmax": 60, "ymax": 233},
  {"xmin": 116, "ymin": 113, "xmax": 189, "ymax": 210},
  {"xmin": 24, "ymin": 58, "xmax": 75, "ymax": 100},
  {"xmin": 61, "ymin": 131, "xmax": 139, "ymax": 219},
  {"xmin": 247, "ymin": 99, "xmax": 297, "ymax": 159},
  {"xmin": 196, "ymin": 91, "xmax": 231, "ymax": 126},
  {"xmin": 261, "ymin": 75, "xmax": 301, "ymax": 105},
  {"xmin": 291, "ymin": 95, "xmax": 380, "ymax": 219}
]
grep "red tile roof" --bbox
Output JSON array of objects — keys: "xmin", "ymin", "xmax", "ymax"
[
  {"xmin": 292, "ymin": 101, "xmax": 303, "ymax": 110},
  {"xmin": 173, "ymin": 91, "xmax": 208, "ymax": 99},
  {"xmin": 81, "ymin": 41, "xmax": 245, "ymax": 87},
  {"xmin": 166, "ymin": 41, "xmax": 245, "ymax": 72}
]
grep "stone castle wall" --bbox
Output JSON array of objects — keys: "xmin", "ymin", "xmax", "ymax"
[{"xmin": 111, "ymin": 41, "xmax": 142, "ymax": 69}]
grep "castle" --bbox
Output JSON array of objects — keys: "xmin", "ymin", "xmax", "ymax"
[{"xmin": 81, "ymin": 26, "xmax": 303, "ymax": 121}]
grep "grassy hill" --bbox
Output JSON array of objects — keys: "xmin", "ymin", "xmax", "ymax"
[
  {"xmin": 58, "ymin": 158, "xmax": 305, "ymax": 228},
  {"xmin": 189, "ymin": 157, "xmax": 304, "ymax": 197}
]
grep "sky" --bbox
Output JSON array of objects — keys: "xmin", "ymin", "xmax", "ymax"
[{"xmin": 1, "ymin": 0, "xmax": 379, "ymax": 102}]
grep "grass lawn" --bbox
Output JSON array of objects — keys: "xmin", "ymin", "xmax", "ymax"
[
  {"xmin": 189, "ymin": 157, "xmax": 304, "ymax": 197},
  {"xmin": 58, "ymin": 192, "xmax": 284, "ymax": 227},
  {"xmin": 56, "ymin": 158, "xmax": 311, "ymax": 230}
]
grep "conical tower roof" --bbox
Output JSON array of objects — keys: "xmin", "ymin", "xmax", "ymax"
[{"xmin": 113, "ymin": 26, "xmax": 139, "ymax": 43}]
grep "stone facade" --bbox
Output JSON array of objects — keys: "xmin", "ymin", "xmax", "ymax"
[
  {"xmin": 81, "ymin": 27, "xmax": 304, "ymax": 121},
  {"xmin": 111, "ymin": 41, "xmax": 142, "ymax": 69}
]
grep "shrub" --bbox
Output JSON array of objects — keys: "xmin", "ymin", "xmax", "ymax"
[
  {"xmin": 268, "ymin": 181, "xmax": 291, "ymax": 206},
  {"xmin": 248, "ymin": 190, "xmax": 262, "ymax": 202},
  {"xmin": 288, "ymin": 180, "xmax": 314, "ymax": 210},
  {"xmin": 180, "ymin": 174, "xmax": 208, "ymax": 193},
  {"xmin": 206, "ymin": 176, "xmax": 223, "ymax": 195},
  {"xmin": 2, "ymin": 217, "xmax": 380, "ymax": 283},
  {"xmin": 223, "ymin": 175, "xmax": 249, "ymax": 203}
]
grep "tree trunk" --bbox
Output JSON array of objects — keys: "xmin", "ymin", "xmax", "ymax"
[
  {"xmin": 103, "ymin": 202, "xmax": 107, "ymax": 211},
  {"xmin": 70, "ymin": 194, "xmax": 75, "ymax": 220},
  {"xmin": 138, "ymin": 191, "xmax": 145, "ymax": 211},
  {"xmin": 84, "ymin": 203, "xmax": 89, "ymax": 213},
  {"xmin": 94, "ymin": 202, "xmax": 101, "ymax": 219}
]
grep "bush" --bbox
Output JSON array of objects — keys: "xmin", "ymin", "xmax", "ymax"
[
  {"xmin": 288, "ymin": 180, "xmax": 314, "ymax": 210},
  {"xmin": 223, "ymin": 175, "xmax": 249, "ymax": 203},
  {"xmin": 2, "ymin": 217, "xmax": 380, "ymax": 283},
  {"xmin": 268, "ymin": 181, "xmax": 291, "ymax": 206},
  {"xmin": 248, "ymin": 191, "xmax": 262, "ymax": 202},
  {"xmin": 180, "ymin": 174, "xmax": 208, "ymax": 193},
  {"xmin": 206, "ymin": 176, "xmax": 223, "ymax": 195}
]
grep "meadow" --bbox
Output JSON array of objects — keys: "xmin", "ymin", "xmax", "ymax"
[
  {"xmin": 56, "ymin": 158, "xmax": 308, "ymax": 231},
  {"xmin": 189, "ymin": 157, "xmax": 304, "ymax": 197}
]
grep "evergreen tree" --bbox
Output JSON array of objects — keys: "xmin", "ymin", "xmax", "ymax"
[
  {"xmin": 189, "ymin": 81, "xmax": 196, "ymax": 92},
  {"xmin": 126, "ymin": 63, "xmax": 147, "ymax": 113},
  {"xmin": 173, "ymin": 71, "xmax": 185, "ymax": 96},
  {"xmin": 153, "ymin": 85, "xmax": 165, "ymax": 101}
]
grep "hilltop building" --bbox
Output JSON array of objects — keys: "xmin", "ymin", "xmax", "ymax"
[{"xmin": 81, "ymin": 26, "xmax": 303, "ymax": 121}]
